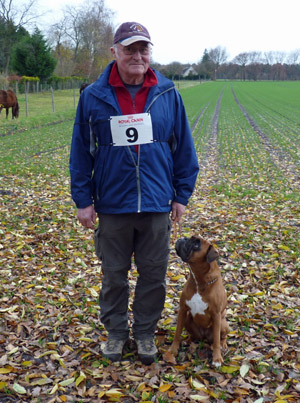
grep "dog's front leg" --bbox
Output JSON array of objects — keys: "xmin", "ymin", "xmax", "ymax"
[
  {"xmin": 169, "ymin": 304, "xmax": 187, "ymax": 356},
  {"xmin": 211, "ymin": 312, "xmax": 223, "ymax": 367}
]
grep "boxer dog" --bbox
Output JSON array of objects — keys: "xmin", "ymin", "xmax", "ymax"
[{"xmin": 169, "ymin": 236, "xmax": 228, "ymax": 367}]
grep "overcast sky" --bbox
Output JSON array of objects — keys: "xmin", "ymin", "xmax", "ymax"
[{"xmin": 36, "ymin": 0, "xmax": 300, "ymax": 64}]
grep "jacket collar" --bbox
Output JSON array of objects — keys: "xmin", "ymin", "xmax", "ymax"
[{"xmin": 89, "ymin": 61, "xmax": 174, "ymax": 103}]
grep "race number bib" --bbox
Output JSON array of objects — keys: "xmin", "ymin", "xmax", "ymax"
[{"xmin": 110, "ymin": 113, "xmax": 153, "ymax": 146}]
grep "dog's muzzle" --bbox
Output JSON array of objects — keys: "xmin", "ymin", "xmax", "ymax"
[{"xmin": 175, "ymin": 237, "xmax": 201, "ymax": 262}]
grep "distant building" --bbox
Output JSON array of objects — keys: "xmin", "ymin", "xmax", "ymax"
[{"xmin": 182, "ymin": 65, "xmax": 197, "ymax": 77}]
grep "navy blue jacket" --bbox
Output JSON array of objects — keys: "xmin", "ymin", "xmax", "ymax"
[{"xmin": 69, "ymin": 62, "xmax": 199, "ymax": 214}]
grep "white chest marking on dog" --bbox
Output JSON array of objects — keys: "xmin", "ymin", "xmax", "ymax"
[{"xmin": 186, "ymin": 293, "xmax": 208, "ymax": 316}]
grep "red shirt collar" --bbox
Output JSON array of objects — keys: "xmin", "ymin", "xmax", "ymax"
[{"xmin": 109, "ymin": 61, "xmax": 158, "ymax": 88}]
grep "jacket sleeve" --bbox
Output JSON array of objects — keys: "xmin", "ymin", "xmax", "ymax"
[
  {"xmin": 172, "ymin": 89, "xmax": 199, "ymax": 205},
  {"xmin": 69, "ymin": 95, "xmax": 95, "ymax": 209}
]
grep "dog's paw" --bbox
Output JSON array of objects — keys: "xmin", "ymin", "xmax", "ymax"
[
  {"xmin": 212, "ymin": 360, "xmax": 222, "ymax": 368},
  {"xmin": 168, "ymin": 347, "xmax": 179, "ymax": 356},
  {"xmin": 212, "ymin": 353, "xmax": 223, "ymax": 368}
]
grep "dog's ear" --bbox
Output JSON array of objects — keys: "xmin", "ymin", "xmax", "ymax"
[{"xmin": 206, "ymin": 245, "xmax": 218, "ymax": 263}]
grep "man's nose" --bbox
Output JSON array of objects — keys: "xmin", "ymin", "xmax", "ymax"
[{"xmin": 132, "ymin": 50, "xmax": 143, "ymax": 58}]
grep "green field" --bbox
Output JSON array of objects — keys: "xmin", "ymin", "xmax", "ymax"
[{"xmin": 0, "ymin": 83, "xmax": 299, "ymax": 402}]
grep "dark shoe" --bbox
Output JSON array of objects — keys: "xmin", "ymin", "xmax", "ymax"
[
  {"xmin": 135, "ymin": 337, "xmax": 157, "ymax": 365},
  {"xmin": 102, "ymin": 337, "xmax": 128, "ymax": 362}
]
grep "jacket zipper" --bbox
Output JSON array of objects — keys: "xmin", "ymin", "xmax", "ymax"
[
  {"xmin": 130, "ymin": 86, "xmax": 175, "ymax": 213},
  {"xmin": 136, "ymin": 152, "xmax": 141, "ymax": 212},
  {"xmin": 145, "ymin": 86, "xmax": 175, "ymax": 112},
  {"xmin": 127, "ymin": 98, "xmax": 142, "ymax": 212}
]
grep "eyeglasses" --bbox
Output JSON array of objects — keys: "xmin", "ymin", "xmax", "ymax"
[{"xmin": 121, "ymin": 45, "xmax": 151, "ymax": 56}]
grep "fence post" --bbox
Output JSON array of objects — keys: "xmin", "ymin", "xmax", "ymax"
[
  {"xmin": 72, "ymin": 80, "xmax": 76, "ymax": 108},
  {"xmin": 25, "ymin": 81, "xmax": 29, "ymax": 117},
  {"xmin": 51, "ymin": 87, "xmax": 55, "ymax": 113}
]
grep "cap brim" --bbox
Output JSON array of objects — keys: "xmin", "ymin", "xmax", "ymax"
[{"xmin": 119, "ymin": 35, "xmax": 153, "ymax": 46}]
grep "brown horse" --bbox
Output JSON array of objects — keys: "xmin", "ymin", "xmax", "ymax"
[
  {"xmin": 0, "ymin": 90, "xmax": 19, "ymax": 119},
  {"xmin": 79, "ymin": 83, "xmax": 90, "ymax": 94}
]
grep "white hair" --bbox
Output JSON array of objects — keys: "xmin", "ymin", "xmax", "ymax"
[{"xmin": 112, "ymin": 44, "xmax": 119, "ymax": 57}]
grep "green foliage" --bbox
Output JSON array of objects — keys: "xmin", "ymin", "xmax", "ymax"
[
  {"xmin": 11, "ymin": 27, "xmax": 56, "ymax": 80},
  {"xmin": 0, "ymin": 16, "xmax": 29, "ymax": 73},
  {"xmin": 201, "ymin": 48, "xmax": 210, "ymax": 63},
  {"xmin": 21, "ymin": 76, "xmax": 40, "ymax": 82},
  {"xmin": 0, "ymin": 17, "xmax": 6, "ymax": 69}
]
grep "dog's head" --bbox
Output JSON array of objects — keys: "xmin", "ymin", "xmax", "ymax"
[{"xmin": 175, "ymin": 236, "xmax": 218, "ymax": 264}]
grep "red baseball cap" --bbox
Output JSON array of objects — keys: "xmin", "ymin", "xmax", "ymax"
[{"xmin": 113, "ymin": 22, "xmax": 153, "ymax": 46}]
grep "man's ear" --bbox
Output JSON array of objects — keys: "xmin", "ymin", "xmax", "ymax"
[
  {"xmin": 110, "ymin": 46, "xmax": 117, "ymax": 59},
  {"xmin": 206, "ymin": 245, "xmax": 218, "ymax": 263}
]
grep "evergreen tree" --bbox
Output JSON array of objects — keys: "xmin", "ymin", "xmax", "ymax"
[
  {"xmin": 1, "ymin": 0, "xmax": 42, "ymax": 74},
  {"xmin": 201, "ymin": 49, "xmax": 211, "ymax": 63},
  {"xmin": 12, "ymin": 27, "xmax": 56, "ymax": 79},
  {"xmin": 197, "ymin": 49, "xmax": 214, "ymax": 80},
  {"xmin": 0, "ymin": 17, "xmax": 6, "ymax": 71},
  {"xmin": 0, "ymin": 17, "xmax": 29, "ymax": 73}
]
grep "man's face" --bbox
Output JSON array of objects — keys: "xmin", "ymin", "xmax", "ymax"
[{"xmin": 111, "ymin": 41, "xmax": 151, "ymax": 84}]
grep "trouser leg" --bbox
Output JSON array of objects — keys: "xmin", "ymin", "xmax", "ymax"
[
  {"xmin": 98, "ymin": 214, "xmax": 134, "ymax": 340},
  {"xmin": 99, "ymin": 266, "xmax": 130, "ymax": 339},
  {"xmin": 132, "ymin": 213, "xmax": 171, "ymax": 339}
]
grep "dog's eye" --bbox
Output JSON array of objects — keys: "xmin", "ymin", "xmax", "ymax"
[{"xmin": 193, "ymin": 239, "xmax": 201, "ymax": 251}]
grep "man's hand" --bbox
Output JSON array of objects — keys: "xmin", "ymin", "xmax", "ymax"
[
  {"xmin": 77, "ymin": 205, "xmax": 97, "ymax": 229},
  {"xmin": 171, "ymin": 202, "xmax": 185, "ymax": 223}
]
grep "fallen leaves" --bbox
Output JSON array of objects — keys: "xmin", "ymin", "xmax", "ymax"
[
  {"xmin": 12, "ymin": 382, "xmax": 27, "ymax": 394},
  {"xmin": 1, "ymin": 82, "xmax": 300, "ymax": 402},
  {"xmin": 1, "ymin": 168, "xmax": 299, "ymax": 402}
]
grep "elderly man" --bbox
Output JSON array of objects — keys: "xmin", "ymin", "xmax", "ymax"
[{"xmin": 69, "ymin": 22, "xmax": 199, "ymax": 365}]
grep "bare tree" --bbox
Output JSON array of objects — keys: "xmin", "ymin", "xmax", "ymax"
[
  {"xmin": 247, "ymin": 52, "xmax": 262, "ymax": 81},
  {"xmin": 49, "ymin": 0, "xmax": 114, "ymax": 79},
  {"xmin": 233, "ymin": 52, "xmax": 250, "ymax": 80},
  {"xmin": 270, "ymin": 63, "xmax": 287, "ymax": 80},
  {"xmin": 77, "ymin": 1, "xmax": 114, "ymax": 77},
  {"xmin": 166, "ymin": 62, "xmax": 183, "ymax": 80},
  {"xmin": 273, "ymin": 51, "xmax": 286, "ymax": 64},
  {"xmin": 207, "ymin": 46, "xmax": 228, "ymax": 80},
  {"xmin": 248, "ymin": 51, "xmax": 262, "ymax": 64},
  {"xmin": 49, "ymin": 19, "xmax": 74, "ymax": 76},
  {"xmin": 0, "ymin": 0, "xmax": 38, "ymax": 27},
  {"xmin": 263, "ymin": 51, "xmax": 274, "ymax": 65},
  {"xmin": 0, "ymin": 0, "xmax": 45, "ymax": 73},
  {"xmin": 234, "ymin": 52, "xmax": 250, "ymax": 66},
  {"xmin": 208, "ymin": 46, "xmax": 228, "ymax": 66},
  {"xmin": 286, "ymin": 49, "xmax": 300, "ymax": 65}
]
